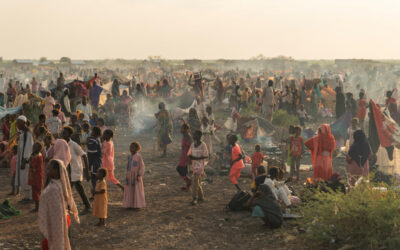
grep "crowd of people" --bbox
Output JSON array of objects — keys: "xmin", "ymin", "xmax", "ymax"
[{"xmin": 0, "ymin": 63, "xmax": 398, "ymax": 249}]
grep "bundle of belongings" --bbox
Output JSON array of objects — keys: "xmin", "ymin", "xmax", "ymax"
[{"xmin": 0, "ymin": 199, "xmax": 20, "ymax": 219}]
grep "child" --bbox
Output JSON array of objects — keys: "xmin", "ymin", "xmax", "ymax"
[
  {"xmin": 256, "ymin": 91, "xmax": 262, "ymax": 113},
  {"xmin": 97, "ymin": 118, "xmax": 107, "ymax": 133},
  {"xmin": 188, "ymin": 130, "xmax": 209, "ymax": 205},
  {"xmin": 201, "ymin": 116, "xmax": 213, "ymax": 156},
  {"xmin": 297, "ymin": 104, "xmax": 308, "ymax": 128},
  {"xmin": 251, "ymin": 145, "xmax": 264, "ymax": 180},
  {"xmin": 177, "ymin": 123, "xmax": 192, "ymax": 191},
  {"xmin": 8, "ymin": 145, "xmax": 18, "ymax": 195},
  {"xmin": 87, "ymin": 126, "xmax": 103, "ymax": 197},
  {"xmin": 94, "ymin": 168, "xmax": 107, "ymax": 226},
  {"xmin": 102, "ymin": 129, "xmax": 123, "ymax": 190},
  {"xmin": 29, "ymin": 142, "xmax": 44, "ymax": 212},
  {"xmin": 33, "ymin": 114, "xmax": 48, "ymax": 139},
  {"xmin": 251, "ymin": 165, "xmax": 267, "ymax": 193},
  {"xmin": 123, "ymin": 142, "xmax": 146, "ymax": 209},
  {"xmin": 290, "ymin": 126, "xmax": 303, "ymax": 180},
  {"xmin": 229, "ymin": 134, "xmax": 245, "ymax": 191},
  {"xmin": 81, "ymin": 122, "xmax": 90, "ymax": 148}
]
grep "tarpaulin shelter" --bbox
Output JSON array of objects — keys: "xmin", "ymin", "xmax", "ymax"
[{"xmin": 0, "ymin": 106, "xmax": 22, "ymax": 120}]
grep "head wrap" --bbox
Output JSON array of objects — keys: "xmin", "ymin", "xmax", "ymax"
[
  {"xmin": 348, "ymin": 129, "xmax": 371, "ymax": 167},
  {"xmin": 17, "ymin": 115, "xmax": 27, "ymax": 122}
]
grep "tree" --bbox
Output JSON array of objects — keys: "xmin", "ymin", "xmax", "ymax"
[
  {"xmin": 59, "ymin": 57, "xmax": 71, "ymax": 64},
  {"xmin": 39, "ymin": 57, "xmax": 47, "ymax": 62}
]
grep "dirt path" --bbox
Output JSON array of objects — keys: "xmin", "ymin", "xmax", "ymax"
[{"xmin": 0, "ymin": 129, "xmax": 306, "ymax": 250}]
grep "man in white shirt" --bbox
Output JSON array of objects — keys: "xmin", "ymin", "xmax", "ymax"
[
  {"xmin": 15, "ymin": 115, "xmax": 34, "ymax": 202},
  {"xmin": 62, "ymin": 126, "xmax": 91, "ymax": 213},
  {"xmin": 76, "ymin": 96, "xmax": 92, "ymax": 121}
]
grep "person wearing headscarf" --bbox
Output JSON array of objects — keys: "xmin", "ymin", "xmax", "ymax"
[
  {"xmin": 247, "ymin": 184, "xmax": 283, "ymax": 229},
  {"xmin": 346, "ymin": 130, "xmax": 371, "ymax": 186},
  {"xmin": 188, "ymin": 108, "xmax": 201, "ymax": 137},
  {"xmin": 155, "ymin": 102, "xmax": 173, "ymax": 157},
  {"xmin": 305, "ymin": 124, "xmax": 336, "ymax": 181},
  {"xmin": 52, "ymin": 139, "xmax": 72, "ymax": 168},
  {"xmin": 39, "ymin": 159, "xmax": 80, "ymax": 250}
]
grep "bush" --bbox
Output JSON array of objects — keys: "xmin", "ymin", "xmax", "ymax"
[
  {"xmin": 299, "ymin": 186, "xmax": 400, "ymax": 249},
  {"xmin": 272, "ymin": 109, "xmax": 299, "ymax": 128}
]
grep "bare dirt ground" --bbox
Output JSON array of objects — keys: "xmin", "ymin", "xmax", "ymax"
[{"xmin": 0, "ymin": 127, "xmax": 320, "ymax": 250}]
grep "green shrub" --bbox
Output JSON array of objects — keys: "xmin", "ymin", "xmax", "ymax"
[
  {"xmin": 272, "ymin": 109, "xmax": 299, "ymax": 128},
  {"xmin": 299, "ymin": 186, "xmax": 400, "ymax": 249}
]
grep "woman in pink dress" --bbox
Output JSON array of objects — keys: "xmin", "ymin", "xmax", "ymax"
[
  {"xmin": 43, "ymin": 91, "xmax": 55, "ymax": 119},
  {"xmin": 122, "ymin": 142, "xmax": 146, "ymax": 209},
  {"xmin": 102, "ymin": 129, "xmax": 123, "ymax": 190}
]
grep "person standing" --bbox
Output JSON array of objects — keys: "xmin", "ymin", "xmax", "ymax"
[
  {"xmin": 76, "ymin": 97, "xmax": 92, "ymax": 122},
  {"xmin": 43, "ymin": 91, "xmax": 55, "ymax": 119},
  {"xmin": 122, "ymin": 142, "xmax": 146, "ymax": 209},
  {"xmin": 188, "ymin": 130, "xmax": 209, "ymax": 205},
  {"xmin": 335, "ymin": 87, "xmax": 346, "ymax": 118},
  {"xmin": 15, "ymin": 115, "xmax": 34, "ymax": 202},
  {"xmin": 57, "ymin": 72, "xmax": 65, "ymax": 89},
  {"xmin": 39, "ymin": 159, "xmax": 80, "ymax": 250},
  {"xmin": 101, "ymin": 129, "xmax": 123, "ymax": 190},
  {"xmin": 229, "ymin": 134, "xmax": 245, "ymax": 191},
  {"xmin": 305, "ymin": 124, "xmax": 336, "ymax": 181},
  {"xmin": 262, "ymin": 80, "xmax": 275, "ymax": 122},
  {"xmin": 61, "ymin": 89, "xmax": 71, "ymax": 117},
  {"xmin": 155, "ymin": 102, "xmax": 172, "ymax": 157},
  {"xmin": 87, "ymin": 126, "xmax": 102, "ymax": 197},
  {"xmin": 62, "ymin": 126, "xmax": 91, "ymax": 213},
  {"xmin": 31, "ymin": 77, "xmax": 38, "ymax": 94},
  {"xmin": 356, "ymin": 92, "xmax": 367, "ymax": 130},
  {"xmin": 346, "ymin": 130, "xmax": 371, "ymax": 186}
]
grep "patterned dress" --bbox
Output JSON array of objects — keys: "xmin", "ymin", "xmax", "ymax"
[{"xmin": 122, "ymin": 153, "xmax": 146, "ymax": 208}]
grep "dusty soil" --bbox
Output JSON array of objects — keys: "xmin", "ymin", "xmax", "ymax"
[{"xmin": 0, "ymin": 126, "xmax": 331, "ymax": 250}]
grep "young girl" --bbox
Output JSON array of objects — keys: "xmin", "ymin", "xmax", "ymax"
[
  {"xmin": 289, "ymin": 126, "xmax": 303, "ymax": 180},
  {"xmin": 123, "ymin": 142, "xmax": 146, "ymax": 209},
  {"xmin": 102, "ymin": 129, "xmax": 123, "ymax": 190},
  {"xmin": 94, "ymin": 168, "xmax": 107, "ymax": 226},
  {"xmin": 251, "ymin": 145, "xmax": 264, "ymax": 180},
  {"xmin": 188, "ymin": 130, "xmax": 209, "ymax": 205},
  {"xmin": 9, "ymin": 145, "xmax": 18, "ymax": 195},
  {"xmin": 177, "ymin": 123, "xmax": 192, "ymax": 191},
  {"xmin": 29, "ymin": 142, "xmax": 44, "ymax": 212}
]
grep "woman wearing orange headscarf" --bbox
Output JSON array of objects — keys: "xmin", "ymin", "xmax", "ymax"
[{"xmin": 305, "ymin": 124, "xmax": 336, "ymax": 181}]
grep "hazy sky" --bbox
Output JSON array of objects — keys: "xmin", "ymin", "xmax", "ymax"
[{"xmin": 1, "ymin": 0, "xmax": 399, "ymax": 60}]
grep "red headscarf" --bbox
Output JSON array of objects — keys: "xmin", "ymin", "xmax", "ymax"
[{"xmin": 305, "ymin": 124, "xmax": 336, "ymax": 166}]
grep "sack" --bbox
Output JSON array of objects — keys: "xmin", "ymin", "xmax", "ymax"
[{"xmin": 227, "ymin": 191, "xmax": 251, "ymax": 211}]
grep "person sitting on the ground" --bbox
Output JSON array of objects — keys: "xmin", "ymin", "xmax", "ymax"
[
  {"xmin": 251, "ymin": 165, "xmax": 267, "ymax": 193},
  {"xmin": 246, "ymin": 184, "xmax": 283, "ymax": 229}
]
